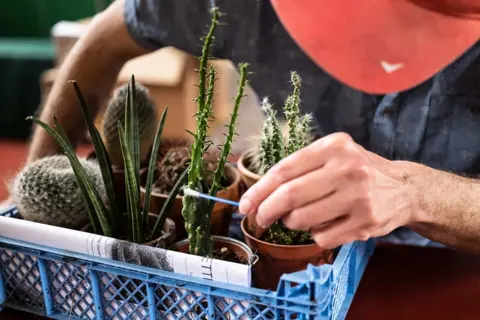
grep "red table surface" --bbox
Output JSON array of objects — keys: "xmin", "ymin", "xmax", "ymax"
[{"xmin": 1, "ymin": 140, "xmax": 480, "ymax": 319}]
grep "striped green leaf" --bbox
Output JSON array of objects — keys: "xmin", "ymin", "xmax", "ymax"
[
  {"xmin": 69, "ymin": 80, "xmax": 119, "ymax": 234},
  {"xmin": 118, "ymin": 122, "xmax": 143, "ymax": 243},
  {"xmin": 28, "ymin": 116, "xmax": 113, "ymax": 236},
  {"xmin": 142, "ymin": 107, "xmax": 168, "ymax": 230}
]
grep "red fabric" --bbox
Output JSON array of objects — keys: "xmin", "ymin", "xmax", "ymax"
[{"xmin": 271, "ymin": 0, "xmax": 480, "ymax": 94}]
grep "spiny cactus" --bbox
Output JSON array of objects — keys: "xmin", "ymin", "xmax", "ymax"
[
  {"xmin": 10, "ymin": 155, "xmax": 106, "ymax": 229},
  {"xmin": 258, "ymin": 72, "xmax": 313, "ymax": 174},
  {"xmin": 182, "ymin": 7, "xmax": 249, "ymax": 257},
  {"xmin": 257, "ymin": 71, "xmax": 314, "ymax": 245},
  {"xmin": 101, "ymin": 82, "xmax": 157, "ymax": 167},
  {"xmin": 28, "ymin": 75, "xmax": 177, "ymax": 245}
]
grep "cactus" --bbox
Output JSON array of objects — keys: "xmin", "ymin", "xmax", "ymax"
[
  {"xmin": 258, "ymin": 98, "xmax": 284, "ymax": 175},
  {"xmin": 257, "ymin": 71, "xmax": 314, "ymax": 245},
  {"xmin": 10, "ymin": 155, "xmax": 106, "ymax": 229},
  {"xmin": 101, "ymin": 82, "xmax": 157, "ymax": 167},
  {"xmin": 28, "ymin": 75, "xmax": 178, "ymax": 245},
  {"xmin": 182, "ymin": 7, "xmax": 249, "ymax": 257}
]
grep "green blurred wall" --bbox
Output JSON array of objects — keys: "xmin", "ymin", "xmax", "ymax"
[
  {"xmin": 0, "ymin": 1, "xmax": 112, "ymax": 139},
  {"xmin": 0, "ymin": 1, "xmax": 111, "ymax": 38}
]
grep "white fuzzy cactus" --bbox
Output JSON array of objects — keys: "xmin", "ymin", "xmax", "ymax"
[{"xmin": 10, "ymin": 155, "xmax": 106, "ymax": 229}]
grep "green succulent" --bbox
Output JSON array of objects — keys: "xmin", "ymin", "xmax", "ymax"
[
  {"xmin": 258, "ymin": 71, "xmax": 314, "ymax": 245},
  {"xmin": 181, "ymin": 7, "xmax": 249, "ymax": 257}
]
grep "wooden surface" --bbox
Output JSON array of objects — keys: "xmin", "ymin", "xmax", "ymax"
[{"xmin": 2, "ymin": 140, "xmax": 480, "ymax": 319}]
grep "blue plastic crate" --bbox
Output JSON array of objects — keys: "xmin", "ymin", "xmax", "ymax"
[{"xmin": 0, "ymin": 206, "xmax": 375, "ymax": 319}]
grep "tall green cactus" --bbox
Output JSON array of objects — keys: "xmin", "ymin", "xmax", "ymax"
[
  {"xmin": 182, "ymin": 7, "xmax": 249, "ymax": 256},
  {"xmin": 258, "ymin": 71, "xmax": 314, "ymax": 245}
]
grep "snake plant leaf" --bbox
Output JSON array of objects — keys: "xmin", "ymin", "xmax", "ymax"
[
  {"xmin": 151, "ymin": 166, "xmax": 188, "ymax": 239},
  {"xmin": 69, "ymin": 80, "xmax": 119, "ymax": 233},
  {"xmin": 142, "ymin": 107, "xmax": 168, "ymax": 230},
  {"xmin": 118, "ymin": 122, "xmax": 143, "ymax": 243},
  {"xmin": 129, "ymin": 75, "xmax": 141, "ymax": 191},
  {"xmin": 28, "ymin": 116, "xmax": 113, "ymax": 236}
]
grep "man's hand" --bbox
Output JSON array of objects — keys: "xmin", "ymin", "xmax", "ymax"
[{"xmin": 239, "ymin": 132, "xmax": 421, "ymax": 249}]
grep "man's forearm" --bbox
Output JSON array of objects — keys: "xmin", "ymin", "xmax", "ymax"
[
  {"xmin": 26, "ymin": 0, "xmax": 149, "ymax": 164},
  {"xmin": 402, "ymin": 161, "xmax": 480, "ymax": 254}
]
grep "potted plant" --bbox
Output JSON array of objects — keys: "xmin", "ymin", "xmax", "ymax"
[
  {"xmin": 86, "ymin": 81, "xmax": 159, "ymax": 213},
  {"xmin": 139, "ymin": 143, "xmax": 241, "ymax": 240},
  {"xmin": 138, "ymin": 17, "xmax": 242, "ymax": 241},
  {"xmin": 160, "ymin": 7, "xmax": 253, "ymax": 266},
  {"xmin": 28, "ymin": 75, "xmax": 176, "ymax": 248},
  {"xmin": 240, "ymin": 72, "xmax": 335, "ymax": 290}
]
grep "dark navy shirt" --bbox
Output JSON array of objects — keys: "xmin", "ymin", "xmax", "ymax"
[{"xmin": 125, "ymin": 0, "xmax": 480, "ymax": 246}]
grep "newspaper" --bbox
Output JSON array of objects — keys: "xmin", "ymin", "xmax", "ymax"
[{"xmin": 0, "ymin": 215, "xmax": 252, "ymax": 287}]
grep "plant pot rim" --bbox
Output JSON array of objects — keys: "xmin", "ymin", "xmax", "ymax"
[
  {"xmin": 169, "ymin": 235, "xmax": 259, "ymax": 265},
  {"xmin": 140, "ymin": 162, "xmax": 241, "ymax": 199},
  {"xmin": 237, "ymin": 148, "xmax": 262, "ymax": 181},
  {"xmin": 240, "ymin": 215, "xmax": 321, "ymax": 249}
]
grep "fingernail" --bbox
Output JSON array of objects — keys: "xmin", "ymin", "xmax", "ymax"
[
  {"xmin": 256, "ymin": 215, "xmax": 268, "ymax": 229},
  {"xmin": 239, "ymin": 199, "xmax": 253, "ymax": 215}
]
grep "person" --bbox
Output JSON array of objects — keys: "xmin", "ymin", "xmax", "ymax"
[{"xmin": 17, "ymin": 0, "xmax": 480, "ymax": 253}]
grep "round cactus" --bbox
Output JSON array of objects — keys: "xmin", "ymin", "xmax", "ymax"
[
  {"xmin": 10, "ymin": 155, "xmax": 106, "ymax": 229},
  {"xmin": 101, "ymin": 82, "xmax": 157, "ymax": 166}
]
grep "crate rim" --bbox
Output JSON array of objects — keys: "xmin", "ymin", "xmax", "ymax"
[
  {"xmin": 0, "ymin": 204, "xmax": 375, "ymax": 319},
  {"xmin": 0, "ymin": 206, "xmax": 363, "ymax": 291}
]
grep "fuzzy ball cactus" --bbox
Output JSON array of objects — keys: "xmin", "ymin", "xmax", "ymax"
[
  {"xmin": 10, "ymin": 155, "xmax": 106, "ymax": 229},
  {"xmin": 101, "ymin": 82, "xmax": 157, "ymax": 166}
]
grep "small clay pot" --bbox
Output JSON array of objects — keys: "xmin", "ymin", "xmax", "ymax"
[
  {"xmin": 237, "ymin": 149, "xmax": 261, "ymax": 189},
  {"xmin": 140, "ymin": 164, "xmax": 241, "ymax": 240},
  {"xmin": 241, "ymin": 215, "xmax": 334, "ymax": 291},
  {"xmin": 81, "ymin": 213, "xmax": 176, "ymax": 248},
  {"xmin": 169, "ymin": 235, "xmax": 256, "ymax": 264}
]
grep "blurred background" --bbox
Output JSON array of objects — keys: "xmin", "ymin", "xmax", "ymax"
[{"xmin": 0, "ymin": 1, "xmax": 264, "ymax": 200}]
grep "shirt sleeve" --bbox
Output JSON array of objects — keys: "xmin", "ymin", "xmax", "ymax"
[{"xmin": 124, "ymin": 0, "xmax": 228, "ymax": 58}]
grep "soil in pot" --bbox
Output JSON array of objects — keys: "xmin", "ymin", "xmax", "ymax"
[
  {"xmin": 241, "ymin": 215, "xmax": 334, "ymax": 291},
  {"xmin": 140, "ymin": 147, "xmax": 241, "ymax": 240}
]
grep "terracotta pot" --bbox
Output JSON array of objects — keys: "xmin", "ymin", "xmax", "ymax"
[
  {"xmin": 237, "ymin": 149, "xmax": 261, "ymax": 189},
  {"xmin": 140, "ymin": 164, "xmax": 241, "ymax": 240},
  {"xmin": 169, "ymin": 235, "xmax": 256, "ymax": 264},
  {"xmin": 81, "ymin": 213, "xmax": 176, "ymax": 248},
  {"xmin": 241, "ymin": 215, "xmax": 334, "ymax": 291}
]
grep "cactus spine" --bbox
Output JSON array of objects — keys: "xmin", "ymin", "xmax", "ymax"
[
  {"xmin": 11, "ymin": 155, "xmax": 106, "ymax": 229},
  {"xmin": 258, "ymin": 71, "xmax": 314, "ymax": 245},
  {"xmin": 182, "ymin": 7, "xmax": 249, "ymax": 256}
]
